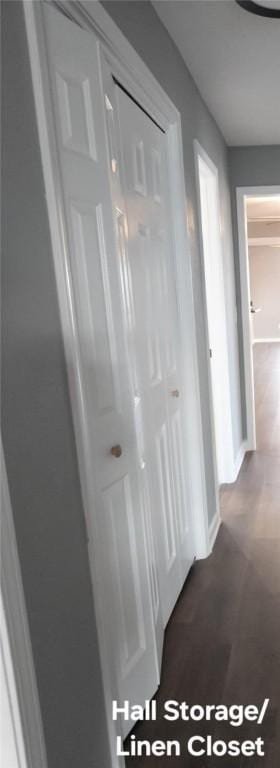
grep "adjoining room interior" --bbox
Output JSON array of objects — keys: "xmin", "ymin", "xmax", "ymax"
[
  {"xmin": 237, "ymin": 191, "xmax": 280, "ymax": 454},
  {"xmin": 246, "ymin": 193, "xmax": 280, "ymax": 451},
  {"xmin": 247, "ymin": 196, "xmax": 280, "ymax": 345}
]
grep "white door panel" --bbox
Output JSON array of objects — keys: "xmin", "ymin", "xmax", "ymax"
[
  {"xmin": 113, "ymin": 86, "xmax": 194, "ymax": 624},
  {"xmin": 44, "ymin": 6, "xmax": 159, "ymax": 737},
  {"xmin": 102, "ymin": 75, "xmax": 165, "ymax": 661}
]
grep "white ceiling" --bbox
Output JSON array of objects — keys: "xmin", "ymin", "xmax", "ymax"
[
  {"xmin": 152, "ymin": 0, "xmax": 280, "ymax": 146},
  {"xmin": 246, "ymin": 196, "xmax": 280, "ymax": 219}
]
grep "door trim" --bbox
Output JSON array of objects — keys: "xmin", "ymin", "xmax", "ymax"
[
  {"xmin": 194, "ymin": 140, "xmax": 235, "ymax": 485},
  {"xmin": 1, "ymin": 442, "xmax": 48, "ymax": 768},
  {"xmin": 24, "ymin": 2, "xmax": 210, "ymax": 764},
  {"xmin": 236, "ymin": 185, "xmax": 280, "ymax": 450}
]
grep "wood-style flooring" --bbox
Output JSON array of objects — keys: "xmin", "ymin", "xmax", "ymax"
[{"xmin": 125, "ymin": 342, "xmax": 280, "ymax": 767}]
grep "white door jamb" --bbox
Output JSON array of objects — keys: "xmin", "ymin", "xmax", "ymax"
[{"xmin": 194, "ymin": 140, "xmax": 235, "ymax": 488}]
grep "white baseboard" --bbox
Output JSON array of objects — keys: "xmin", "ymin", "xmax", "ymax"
[
  {"xmin": 208, "ymin": 512, "xmax": 221, "ymax": 553},
  {"xmin": 208, "ymin": 440, "xmax": 248, "ymax": 553},
  {"xmin": 253, "ymin": 338, "xmax": 280, "ymax": 344},
  {"xmin": 222, "ymin": 439, "xmax": 248, "ymax": 485},
  {"xmin": 233, "ymin": 439, "xmax": 248, "ymax": 480}
]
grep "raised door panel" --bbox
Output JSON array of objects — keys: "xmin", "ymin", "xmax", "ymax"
[
  {"xmin": 156, "ymin": 423, "xmax": 177, "ymax": 572},
  {"xmin": 131, "ymin": 225, "xmax": 162, "ymax": 390},
  {"xmin": 133, "ymin": 139, "xmax": 147, "ymax": 197},
  {"xmin": 153, "ymin": 231, "xmax": 176, "ymax": 378},
  {"xmin": 198, "ymin": 170, "xmax": 224, "ymax": 483},
  {"xmin": 171, "ymin": 410, "xmax": 191, "ymax": 543},
  {"xmin": 69, "ymin": 200, "xmax": 118, "ymax": 416},
  {"xmin": 102, "ymin": 475, "xmax": 146, "ymax": 681},
  {"xmin": 56, "ymin": 70, "xmax": 97, "ymax": 160}
]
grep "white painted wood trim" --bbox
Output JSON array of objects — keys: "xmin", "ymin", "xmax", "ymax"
[
  {"xmin": 233, "ymin": 439, "xmax": 248, "ymax": 480},
  {"xmin": 24, "ymin": 3, "xmax": 211, "ymax": 765},
  {"xmin": 208, "ymin": 512, "xmax": 221, "ymax": 553},
  {"xmin": 1, "ymin": 442, "xmax": 48, "ymax": 768},
  {"xmin": 237, "ymin": 189, "xmax": 256, "ymax": 450},
  {"xmin": 248, "ymin": 237, "xmax": 280, "ymax": 246},
  {"xmin": 162, "ymin": 121, "xmax": 209, "ymax": 561},
  {"xmin": 209, "ymin": 441, "xmax": 247, "ymax": 552},
  {"xmin": 236, "ymin": 185, "xmax": 280, "ymax": 451},
  {"xmin": 194, "ymin": 139, "xmax": 235, "ymax": 487}
]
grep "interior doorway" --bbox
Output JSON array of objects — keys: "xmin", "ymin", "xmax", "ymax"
[
  {"xmin": 237, "ymin": 187, "xmax": 280, "ymax": 449},
  {"xmin": 195, "ymin": 142, "xmax": 235, "ymax": 486}
]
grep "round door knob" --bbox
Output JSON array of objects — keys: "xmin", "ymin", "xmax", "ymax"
[
  {"xmin": 110, "ymin": 444, "xmax": 122, "ymax": 458},
  {"xmin": 171, "ymin": 389, "xmax": 180, "ymax": 398}
]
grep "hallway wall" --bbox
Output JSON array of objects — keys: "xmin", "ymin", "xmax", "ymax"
[
  {"xmin": 229, "ymin": 146, "xmax": 280, "ymax": 189},
  {"xmin": 229, "ymin": 145, "xmax": 280, "ymax": 433},
  {"xmin": 103, "ymin": 0, "xmax": 243, "ymax": 508}
]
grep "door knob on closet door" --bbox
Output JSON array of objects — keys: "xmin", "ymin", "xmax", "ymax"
[
  {"xmin": 110, "ymin": 444, "xmax": 122, "ymax": 458},
  {"xmin": 171, "ymin": 389, "xmax": 180, "ymax": 398}
]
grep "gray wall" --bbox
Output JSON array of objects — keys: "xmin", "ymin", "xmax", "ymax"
[
  {"xmin": 2, "ymin": 3, "xmax": 110, "ymax": 767},
  {"xmin": 229, "ymin": 146, "xmax": 280, "ymax": 189},
  {"xmin": 229, "ymin": 146, "xmax": 280, "ymax": 433},
  {"xmin": 103, "ymin": 1, "xmax": 243, "ymax": 508}
]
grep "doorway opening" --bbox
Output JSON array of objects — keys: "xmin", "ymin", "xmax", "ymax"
[{"xmin": 237, "ymin": 187, "xmax": 280, "ymax": 450}]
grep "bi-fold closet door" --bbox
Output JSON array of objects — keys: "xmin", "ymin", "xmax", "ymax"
[
  {"xmin": 103, "ymin": 72, "xmax": 194, "ymax": 627},
  {"xmin": 43, "ymin": 5, "xmax": 194, "ymax": 738}
]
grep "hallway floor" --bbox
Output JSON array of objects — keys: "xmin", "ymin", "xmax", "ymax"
[{"xmin": 125, "ymin": 342, "xmax": 280, "ymax": 767}]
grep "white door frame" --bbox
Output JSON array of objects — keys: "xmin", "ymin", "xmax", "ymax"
[
  {"xmin": 194, "ymin": 140, "xmax": 235, "ymax": 486},
  {"xmin": 24, "ymin": 2, "xmax": 210, "ymax": 765},
  {"xmin": 236, "ymin": 185, "xmax": 280, "ymax": 450}
]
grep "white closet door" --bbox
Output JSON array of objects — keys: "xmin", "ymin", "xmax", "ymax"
[
  {"xmin": 43, "ymin": 6, "xmax": 159, "ymax": 737},
  {"xmin": 102, "ymin": 71, "xmax": 164, "ymax": 664},
  {"xmin": 114, "ymin": 86, "xmax": 194, "ymax": 625}
]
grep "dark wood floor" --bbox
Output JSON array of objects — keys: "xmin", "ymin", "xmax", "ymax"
[{"xmin": 125, "ymin": 342, "xmax": 280, "ymax": 767}]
